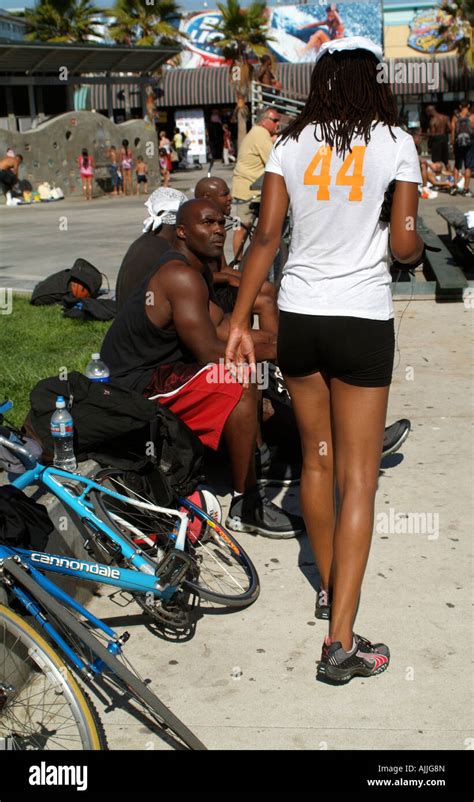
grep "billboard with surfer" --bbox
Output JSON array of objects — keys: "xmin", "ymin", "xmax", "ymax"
[{"xmin": 178, "ymin": 2, "xmax": 382, "ymax": 68}]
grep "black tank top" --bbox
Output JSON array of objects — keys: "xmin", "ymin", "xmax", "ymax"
[{"xmin": 102, "ymin": 250, "xmax": 199, "ymax": 393}]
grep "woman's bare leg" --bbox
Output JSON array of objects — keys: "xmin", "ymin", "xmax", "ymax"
[
  {"xmin": 284, "ymin": 372, "xmax": 334, "ymax": 591},
  {"xmin": 329, "ymin": 379, "xmax": 390, "ymax": 650}
]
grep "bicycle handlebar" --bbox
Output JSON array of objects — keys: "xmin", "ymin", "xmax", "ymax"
[{"xmin": 0, "ymin": 432, "xmax": 38, "ymax": 470}]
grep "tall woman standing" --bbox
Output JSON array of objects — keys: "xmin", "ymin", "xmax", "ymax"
[{"xmin": 225, "ymin": 38, "xmax": 423, "ymax": 684}]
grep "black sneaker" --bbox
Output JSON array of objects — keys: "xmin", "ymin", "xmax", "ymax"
[
  {"xmin": 256, "ymin": 444, "xmax": 301, "ymax": 486},
  {"xmin": 382, "ymin": 419, "xmax": 411, "ymax": 459},
  {"xmin": 225, "ymin": 486, "xmax": 305, "ymax": 539},
  {"xmin": 315, "ymin": 587, "xmax": 331, "ymax": 620},
  {"xmin": 317, "ymin": 633, "xmax": 390, "ymax": 683}
]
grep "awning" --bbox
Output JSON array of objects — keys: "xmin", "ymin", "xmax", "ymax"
[
  {"xmin": 156, "ymin": 65, "xmax": 235, "ymax": 107},
  {"xmin": 275, "ymin": 58, "xmax": 473, "ymax": 98},
  {"xmin": 90, "ymin": 81, "xmax": 145, "ymax": 111},
  {"xmin": 0, "ymin": 41, "xmax": 179, "ymax": 75},
  {"xmin": 155, "ymin": 57, "xmax": 473, "ymax": 108}
]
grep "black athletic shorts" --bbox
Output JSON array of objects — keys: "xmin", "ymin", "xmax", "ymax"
[
  {"xmin": 430, "ymin": 135, "xmax": 449, "ymax": 166},
  {"xmin": 454, "ymin": 144, "xmax": 474, "ymax": 171},
  {"xmin": 277, "ymin": 312, "xmax": 395, "ymax": 387}
]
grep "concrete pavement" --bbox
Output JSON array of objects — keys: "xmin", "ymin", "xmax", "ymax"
[{"xmin": 1, "ymin": 161, "xmax": 472, "ymax": 293}]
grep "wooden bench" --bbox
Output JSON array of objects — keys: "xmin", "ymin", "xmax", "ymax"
[{"xmin": 416, "ymin": 215, "xmax": 468, "ymax": 300}]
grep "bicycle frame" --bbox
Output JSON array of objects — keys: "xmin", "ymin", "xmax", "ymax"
[
  {"xmin": 11, "ymin": 462, "xmax": 189, "ymax": 585},
  {"xmin": 0, "ymin": 544, "xmax": 136, "ymax": 677}
]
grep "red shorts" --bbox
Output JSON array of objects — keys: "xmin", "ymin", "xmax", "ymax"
[{"xmin": 146, "ymin": 364, "xmax": 243, "ymax": 450}]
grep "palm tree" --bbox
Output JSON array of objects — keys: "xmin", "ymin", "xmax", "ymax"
[
  {"xmin": 108, "ymin": 0, "xmax": 181, "ymax": 47},
  {"xmin": 24, "ymin": 0, "xmax": 102, "ymax": 43},
  {"xmin": 210, "ymin": 0, "xmax": 274, "ymax": 147}
]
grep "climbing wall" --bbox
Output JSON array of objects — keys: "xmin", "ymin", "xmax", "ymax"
[{"xmin": 0, "ymin": 111, "xmax": 160, "ymax": 196}]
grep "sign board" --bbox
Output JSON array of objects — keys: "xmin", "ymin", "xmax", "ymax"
[
  {"xmin": 175, "ymin": 108, "xmax": 207, "ymax": 162},
  {"xmin": 178, "ymin": 2, "xmax": 383, "ymax": 67},
  {"xmin": 408, "ymin": 8, "xmax": 466, "ymax": 54}
]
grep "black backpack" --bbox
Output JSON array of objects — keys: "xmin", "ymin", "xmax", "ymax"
[
  {"xmin": 31, "ymin": 259, "xmax": 103, "ymax": 306},
  {"xmin": 63, "ymin": 297, "xmax": 117, "ymax": 321},
  {"xmin": 455, "ymin": 115, "xmax": 473, "ymax": 148},
  {"xmin": 0, "ymin": 486, "xmax": 52, "ymax": 550},
  {"xmin": 25, "ymin": 372, "xmax": 204, "ymax": 503}
]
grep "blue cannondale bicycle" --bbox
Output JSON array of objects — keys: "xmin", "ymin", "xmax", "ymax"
[{"xmin": 0, "ymin": 400, "xmax": 259, "ymax": 750}]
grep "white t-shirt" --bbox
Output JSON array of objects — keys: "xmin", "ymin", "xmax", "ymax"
[{"xmin": 265, "ymin": 123, "xmax": 422, "ymax": 320}]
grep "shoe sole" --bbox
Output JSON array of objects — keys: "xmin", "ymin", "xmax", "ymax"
[
  {"xmin": 381, "ymin": 422, "xmax": 410, "ymax": 459},
  {"xmin": 225, "ymin": 517, "xmax": 303, "ymax": 539},
  {"xmin": 315, "ymin": 607, "xmax": 331, "ymax": 620},
  {"xmin": 317, "ymin": 661, "xmax": 389, "ymax": 684}
]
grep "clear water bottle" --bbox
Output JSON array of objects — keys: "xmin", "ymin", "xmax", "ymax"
[
  {"xmin": 85, "ymin": 353, "xmax": 110, "ymax": 383},
  {"xmin": 50, "ymin": 396, "xmax": 77, "ymax": 471}
]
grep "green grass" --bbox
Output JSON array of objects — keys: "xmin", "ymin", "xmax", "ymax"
[{"xmin": 2, "ymin": 295, "xmax": 112, "ymax": 428}]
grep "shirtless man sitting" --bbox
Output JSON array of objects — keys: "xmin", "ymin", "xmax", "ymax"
[
  {"xmin": 101, "ymin": 198, "xmax": 304, "ymax": 538},
  {"xmin": 0, "ymin": 153, "xmax": 23, "ymax": 204},
  {"xmin": 194, "ymin": 176, "xmax": 278, "ymax": 335}
]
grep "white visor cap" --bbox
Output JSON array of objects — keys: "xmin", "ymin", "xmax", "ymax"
[{"xmin": 313, "ymin": 36, "xmax": 383, "ymax": 66}]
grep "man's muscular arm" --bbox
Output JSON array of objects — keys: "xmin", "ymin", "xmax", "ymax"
[{"xmin": 148, "ymin": 262, "xmax": 275, "ymax": 363}]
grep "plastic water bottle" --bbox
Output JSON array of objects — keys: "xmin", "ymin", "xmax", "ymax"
[
  {"xmin": 50, "ymin": 396, "xmax": 77, "ymax": 471},
  {"xmin": 85, "ymin": 353, "xmax": 110, "ymax": 383}
]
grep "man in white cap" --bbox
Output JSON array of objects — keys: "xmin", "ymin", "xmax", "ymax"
[{"xmin": 115, "ymin": 187, "xmax": 188, "ymax": 311}]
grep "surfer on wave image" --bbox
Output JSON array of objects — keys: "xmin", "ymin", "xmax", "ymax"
[{"xmin": 298, "ymin": 3, "xmax": 345, "ymax": 57}]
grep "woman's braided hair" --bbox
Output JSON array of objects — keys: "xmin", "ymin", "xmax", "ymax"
[{"xmin": 280, "ymin": 50, "xmax": 399, "ymax": 158}]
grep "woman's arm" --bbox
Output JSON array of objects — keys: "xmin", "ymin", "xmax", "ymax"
[
  {"xmin": 226, "ymin": 172, "xmax": 289, "ymax": 368},
  {"xmin": 390, "ymin": 181, "xmax": 425, "ymax": 263},
  {"xmin": 300, "ymin": 19, "xmax": 326, "ymax": 30}
]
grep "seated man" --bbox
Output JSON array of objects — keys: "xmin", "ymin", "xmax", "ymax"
[
  {"xmin": 101, "ymin": 198, "xmax": 304, "ymax": 539},
  {"xmin": 194, "ymin": 176, "xmax": 278, "ymax": 335},
  {"xmin": 420, "ymin": 158, "xmax": 454, "ymax": 193},
  {"xmin": 115, "ymin": 187, "xmax": 188, "ymax": 312},
  {"xmin": 0, "ymin": 153, "xmax": 23, "ymax": 204}
]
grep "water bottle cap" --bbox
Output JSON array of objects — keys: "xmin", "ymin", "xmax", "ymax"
[
  {"xmin": 92, "ymin": 353, "xmax": 101, "ymax": 360},
  {"xmin": 56, "ymin": 396, "xmax": 66, "ymax": 408}
]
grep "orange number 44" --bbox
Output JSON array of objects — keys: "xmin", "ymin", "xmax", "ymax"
[{"xmin": 303, "ymin": 145, "xmax": 366, "ymax": 201}]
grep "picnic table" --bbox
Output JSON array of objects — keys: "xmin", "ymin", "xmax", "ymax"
[{"xmin": 436, "ymin": 206, "xmax": 474, "ymax": 257}]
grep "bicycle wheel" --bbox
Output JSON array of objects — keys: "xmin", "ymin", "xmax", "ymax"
[
  {"xmin": 179, "ymin": 497, "xmax": 260, "ymax": 608},
  {"xmin": 92, "ymin": 470, "xmax": 260, "ymax": 608},
  {"xmin": 3, "ymin": 563, "xmax": 205, "ymax": 751},
  {"xmin": 0, "ymin": 604, "xmax": 106, "ymax": 750}
]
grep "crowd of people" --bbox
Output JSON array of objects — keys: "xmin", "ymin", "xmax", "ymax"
[
  {"xmin": 415, "ymin": 101, "xmax": 473, "ymax": 199},
  {"xmin": 77, "ymin": 139, "xmax": 149, "ymax": 200}
]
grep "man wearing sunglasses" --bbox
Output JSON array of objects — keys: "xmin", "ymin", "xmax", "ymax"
[{"xmin": 231, "ymin": 106, "xmax": 281, "ymax": 258}]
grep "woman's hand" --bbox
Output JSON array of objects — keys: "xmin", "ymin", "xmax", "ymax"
[{"xmin": 225, "ymin": 325, "xmax": 256, "ymax": 374}]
